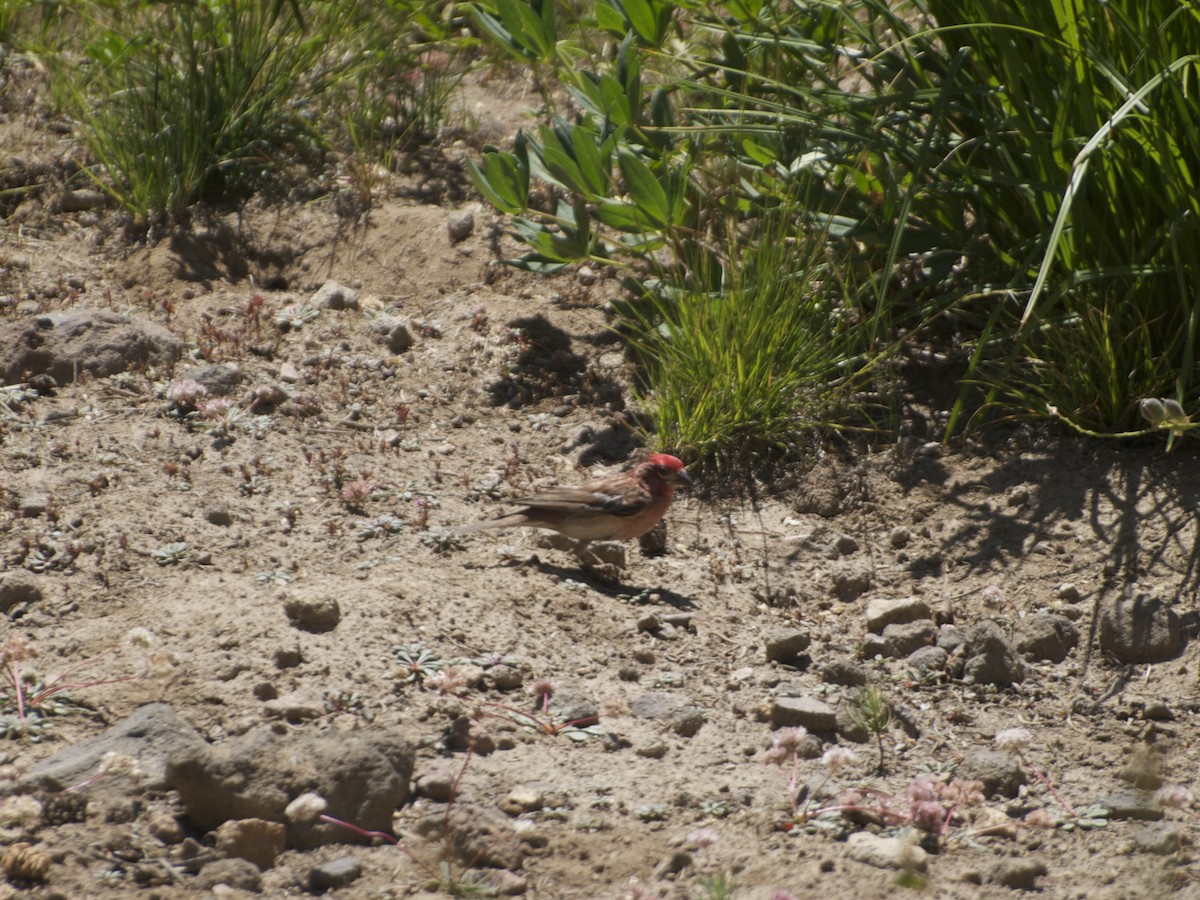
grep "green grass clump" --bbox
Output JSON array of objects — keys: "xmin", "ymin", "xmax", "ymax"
[
  {"xmin": 468, "ymin": 0, "xmax": 1200, "ymax": 450},
  {"xmin": 53, "ymin": 0, "xmax": 469, "ymax": 225},
  {"xmin": 926, "ymin": 0, "xmax": 1200, "ymax": 435},
  {"xmin": 625, "ymin": 208, "xmax": 879, "ymax": 472},
  {"xmin": 61, "ymin": 1, "xmax": 351, "ymax": 224}
]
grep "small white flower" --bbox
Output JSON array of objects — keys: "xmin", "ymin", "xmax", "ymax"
[
  {"xmin": 994, "ymin": 727, "xmax": 1032, "ymax": 752},
  {"xmin": 980, "ymin": 584, "xmax": 1006, "ymax": 608},
  {"xmin": 687, "ymin": 826, "xmax": 720, "ymax": 850},
  {"xmin": 820, "ymin": 746, "xmax": 858, "ymax": 772},
  {"xmin": 166, "ymin": 379, "xmax": 208, "ymax": 405},
  {"xmin": 285, "ymin": 792, "xmax": 328, "ymax": 822},
  {"xmin": 126, "ymin": 627, "xmax": 156, "ymax": 649}
]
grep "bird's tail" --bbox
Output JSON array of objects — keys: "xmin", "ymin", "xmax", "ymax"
[{"xmin": 454, "ymin": 513, "xmax": 528, "ymax": 534}]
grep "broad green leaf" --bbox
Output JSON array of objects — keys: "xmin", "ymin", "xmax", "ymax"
[
  {"xmin": 571, "ymin": 125, "xmax": 611, "ymax": 197},
  {"xmin": 742, "ymin": 138, "xmax": 775, "ymax": 165},
  {"xmin": 594, "ymin": 5, "xmax": 626, "ymax": 35},
  {"xmin": 507, "ymin": 256, "xmax": 570, "ymax": 274},
  {"xmin": 468, "ymin": 5, "xmax": 529, "ymax": 62},
  {"xmin": 511, "ymin": 217, "xmax": 588, "ymax": 263},
  {"xmin": 618, "ymin": 149, "xmax": 668, "ymax": 227},
  {"xmin": 620, "ymin": 0, "xmax": 660, "ymax": 44},
  {"xmin": 596, "ymin": 199, "xmax": 649, "ymax": 231},
  {"xmin": 535, "ymin": 122, "xmax": 582, "ymax": 189},
  {"xmin": 467, "ymin": 148, "xmax": 528, "ymax": 214}
]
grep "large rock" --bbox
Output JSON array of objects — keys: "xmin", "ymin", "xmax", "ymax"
[
  {"xmin": 864, "ymin": 596, "xmax": 931, "ymax": 633},
  {"xmin": 629, "ymin": 691, "xmax": 705, "ymax": 737},
  {"xmin": 845, "ymin": 832, "xmax": 928, "ymax": 871},
  {"xmin": 28, "ymin": 703, "xmax": 206, "ymax": 793},
  {"xmin": 1096, "ymin": 591, "xmax": 1184, "ymax": 664},
  {"xmin": 1016, "ymin": 613, "xmax": 1079, "ymax": 663},
  {"xmin": 0, "ymin": 310, "xmax": 181, "ymax": 386},
  {"xmin": 764, "ymin": 628, "xmax": 811, "ymax": 666},
  {"xmin": 769, "ymin": 696, "xmax": 837, "ymax": 733},
  {"xmin": 962, "ymin": 620, "xmax": 1025, "ymax": 686},
  {"xmin": 166, "ymin": 727, "xmax": 414, "ymax": 849},
  {"xmin": 956, "ymin": 749, "xmax": 1026, "ymax": 799}
]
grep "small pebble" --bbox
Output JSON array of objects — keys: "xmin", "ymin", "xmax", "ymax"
[
  {"xmin": 309, "ymin": 856, "xmax": 363, "ymax": 891},
  {"xmin": 447, "ymin": 209, "xmax": 475, "ymax": 243}
]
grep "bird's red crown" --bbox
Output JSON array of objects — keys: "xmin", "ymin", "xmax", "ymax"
[{"xmin": 646, "ymin": 453, "xmax": 686, "ymax": 472}]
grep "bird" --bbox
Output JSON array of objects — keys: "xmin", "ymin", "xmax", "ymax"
[{"xmin": 457, "ymin": 453, "xmax": 692, "ymax": 542}]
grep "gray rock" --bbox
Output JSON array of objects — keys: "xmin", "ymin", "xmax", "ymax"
[
  {"xmin": 59, "ymin": 189, "xmax": 107, "ymax": 212},
  {"xmin": 1096, "ymin": 591, "xmax": 1184, "ymax": 664},
  {"xmin": 165, "ymin": 727, "xmax": 414, "ymax": 849},
  {"xmin": 989, "ymin": 858, "xmax": 1047, "ymax": 890},
  {"xmin": 770, "ymin": 696, "xmax": 837, "ymax": 733},
  {"xmin": 636, "ymin": 613, "xmax": 661, "ymax": 633},
  {"xmin": 29, "ymin": 703, "xmax": 206, "ymax": 792},
  {"xmin": 1131, "ymin": 823, "xmax": 1185, "ymax": 855},
  {"xmin": 765, "ymin": 628, "xmax": 811, "ymax": 666},
  {"xmin": 845, "ymin": 832, "xmax": 928, "ymax": 871},
  {"xmin": 311, "ymin": 281, "xmax": 359, "ymax": 311},
  {"xmin": 0, "ymin": 571, "xmax": 43, "ymax": 613},
  {"xmin": 205, "ymin": 506, "xmax": 234, "ymax": 526},
  {"xmin": 447, "ymin": 209, "xmax": 475, "ymax": 243},
  {"xmin": 865, "ymin": 596, "xmax": 931, "ymax": 633},
  {"xmin": 0, "ymin": 310, "xmax": 181, "ymax": 387},
  {"xmin": 935, "ymin": 624, "xmax": 968, "ymax": 652},
  {"xmin": 283, "ymin": 594, "xmax": 340, "ymax": 633},
  {"xmin": 483, "ymin": 869, "xmax": 529, "ymax": 896},
  {"xmin": 485, "ymin": 665, "xmax": 523, "ymax": 692},
  {"xmin": 818, "ymin": 660, "xmax": 868, "ymax": 686},
  {"xmin": 888, "ymin": 526, "xmax": 911, "ymax": 548},
  {"xmin": 1097, "ymin": 788, "xmax": 1163, "ymax": 822},
  {"xmin": 834, "ymin": 534, "xmax": 859, "ymax": 555},
  {"xmin": 1143, "ymin": 701, "xmax": 1173, "ymax": 722},
  {"xmin": 831, "ymin": 565, "xmax": 871, "ymax": 602},
  {"xmin": 878, "ymin": 620, "xmax": 935, "ymax": 658},
  {"xmin": 412, "ymin": 802, "xmax": 525, "ymax": 870},
  {"xmin": 184, "ymin": 363, "xmax": 243, "ymax": 397},
  {"xmin": 262, "ymin": 690, "xmax": 325, "ymax": 722},
  {"xmin": 309, "ymin": 855, "xmax": 363, "ymax": 891},
  {"xmin": 963, "ymin": 620, "xmax": 1025, "ymax": 686},
  {"xmin": 20, "ymin": 493, "xmax": 49, "ymax": 517},
  {"xmin": 956, "ymin": 749, "xmax": 1026, "ymax": 799},
  {"xmin": 414, "ymin": 766, "xmax": 458, "ymax": 802},
  {"xmin": 635, "ymin": 741, "xmax": 668, "ymax": 759},
  {"xmin": 630, "ymin": 691, "xmax": 704, "ymax": 737},
  {"xmin": 214, "ymin": 818, "xmax": 286, "ymax": 869},
  {"xmin": 905, "ymin": 646, "xmax": 948, "ymax": 675},
  {"xmin": 547, "ymin": 688, "xmax": 599, "ymax": 726},
  {"xmin": 369, "ymin": 313, "xmax": 414, "ymax": 354},
  {"xmin": 1057, "ymin": 582, "xmax": 1082, "ymax": 603},
  {"xmin": 1015, "ymin": 613, "xmax": 1079, "ymax": 663},
  {"xmin": 499, "ymin": 786, "xmax": 545, "ymax": 816},
  {"xmin": 195, "ymin": 858, "xmax": 262, "ymax": 892}
]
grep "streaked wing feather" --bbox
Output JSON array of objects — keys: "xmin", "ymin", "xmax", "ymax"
[{"xmin": 511, "ymin": 486, "xmax": 650, "ymax": 518}]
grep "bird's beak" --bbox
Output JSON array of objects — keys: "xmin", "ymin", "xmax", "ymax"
[{"xmin": 675, "ymin": 469, "xmax": 693, "ymax": 488}]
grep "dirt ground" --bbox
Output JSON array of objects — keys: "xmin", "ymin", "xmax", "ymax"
[{"xmin": 2, "ymin": 60, "xmax": 1200, "ymax": 900}]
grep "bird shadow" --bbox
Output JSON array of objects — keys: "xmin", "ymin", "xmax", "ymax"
[{"xmin": 533, "ymin": 559, "xmax": 697, "ymax": 609}]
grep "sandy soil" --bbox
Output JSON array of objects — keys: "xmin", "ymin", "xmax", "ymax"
[{"xmin": 1, "ymin": 60, "xmax": 1199, "ymax": 900}]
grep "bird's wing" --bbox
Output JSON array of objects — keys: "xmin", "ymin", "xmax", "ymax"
[{"xmin": 511, "ymin": 485, "xmax": 651, "ymax": 519}]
